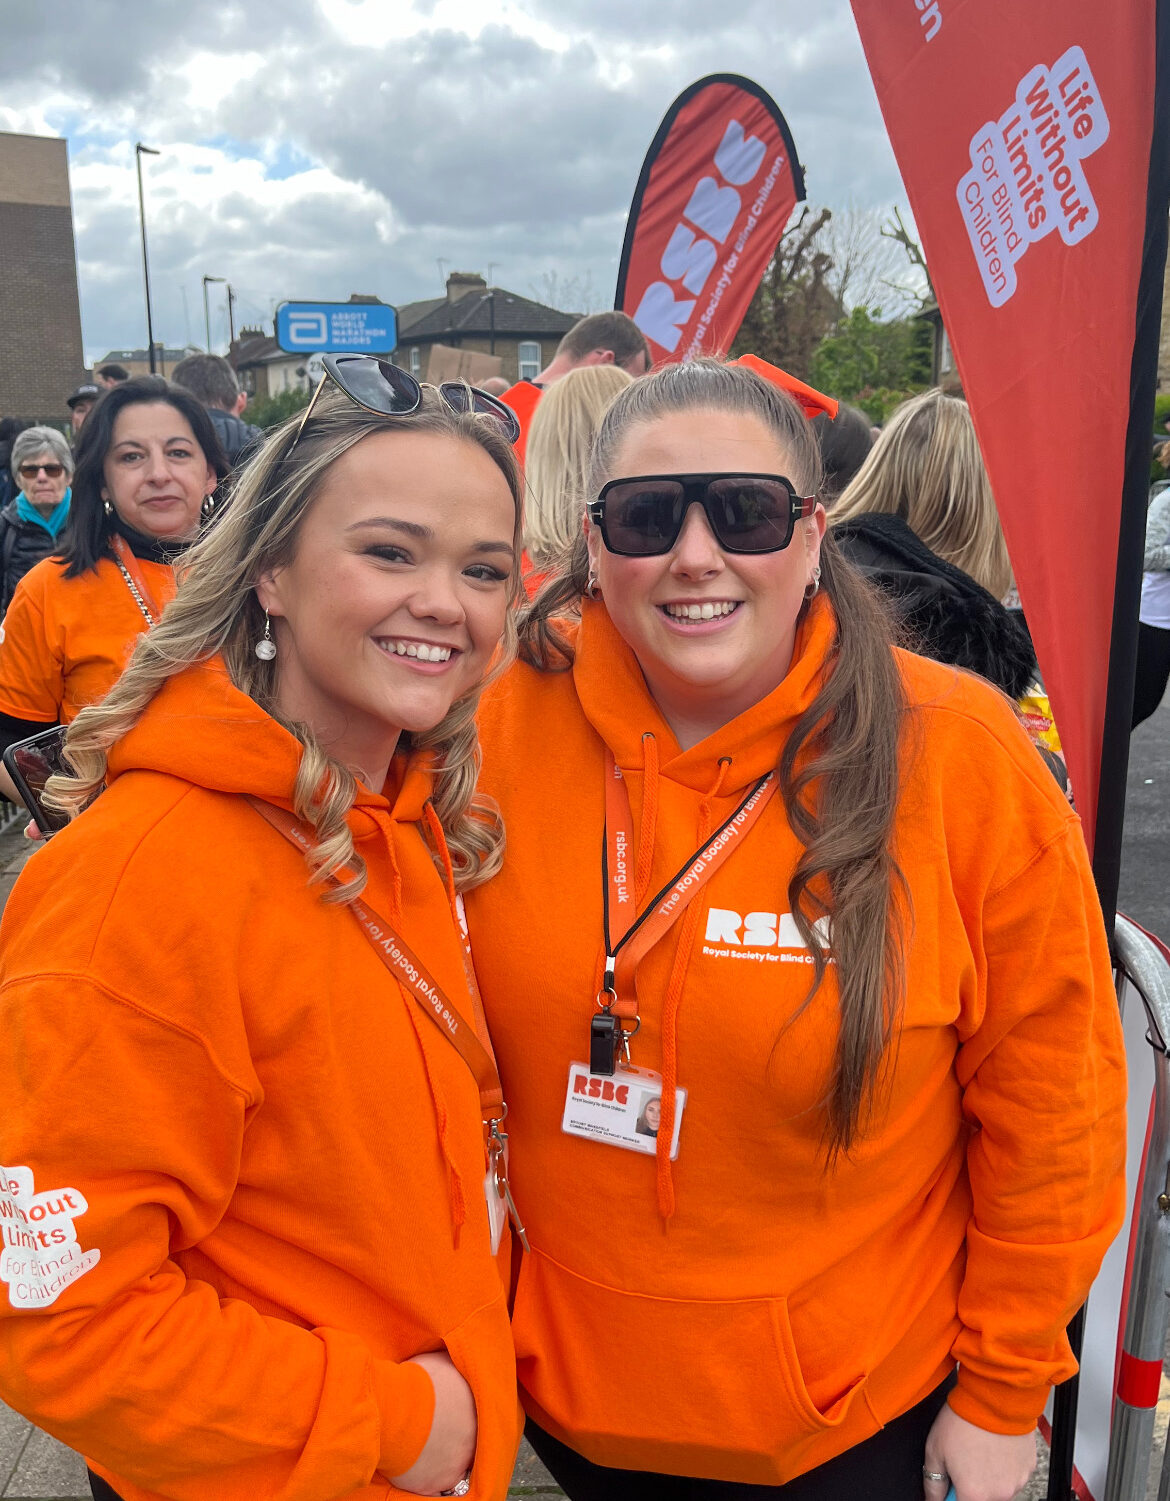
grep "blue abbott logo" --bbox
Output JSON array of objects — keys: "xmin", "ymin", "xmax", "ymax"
[{"xmin": 275, "ymin": 301, "xmax": 398, "ymax": 354}]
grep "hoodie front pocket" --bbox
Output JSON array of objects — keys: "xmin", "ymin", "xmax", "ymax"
[
  {"xmin": 512, "ymin": 1249, "xmax": 869, "ymax": 1486},
  {"xmin": 383, "ymin": 1293, "xmax": 521, "ymax": 1501}
]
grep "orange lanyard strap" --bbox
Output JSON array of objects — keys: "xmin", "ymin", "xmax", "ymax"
[
  {"xmin": 110, "ymin": 534, "xmax": 165, "ymax": 624},
  {"xmin": 601, "ymin": 750, "xmax": 779, "ymax": 1021},
  {"xmin": 247, "ymin": 796, "xmax": 505, "ymax": 1124}
]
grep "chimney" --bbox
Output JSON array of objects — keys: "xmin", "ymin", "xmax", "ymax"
[{"xmin": 446, "ymin": 272, "xmax": 487, "ymax": 303}]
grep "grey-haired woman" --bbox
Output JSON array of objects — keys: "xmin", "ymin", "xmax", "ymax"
[{"xmin": 0, "ymin": 426, "xmax": 73, "ymax": 614}]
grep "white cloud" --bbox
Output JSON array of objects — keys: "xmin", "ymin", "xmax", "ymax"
[{"xmin": 0, "ymin": 0, "xmax": 910, "ymax": 365}]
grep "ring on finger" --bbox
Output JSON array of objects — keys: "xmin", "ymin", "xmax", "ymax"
[{"xmin": 923, "ymin": 1468, "xmax": 948, "ymax": 1483}]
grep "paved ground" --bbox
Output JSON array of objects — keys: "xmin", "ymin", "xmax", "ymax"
[{"xmin": 0, "ymin": 697, "xmax": 1166, "ymax": 1498}]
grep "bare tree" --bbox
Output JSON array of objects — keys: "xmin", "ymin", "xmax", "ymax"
[
  {"xmin": 822, "ymin": 203, "xmax": 927, "ymax": 315},
  {"xmin": 528, "ymin": 270, "xmax": 605, "ymax": 315},
  {"xmin": 730, "ymin": 205, "xmax": 841, "ymax": 377},
  {"xmin": 879, "ymin": 206, "xmax": 934, "ymax": 310}
]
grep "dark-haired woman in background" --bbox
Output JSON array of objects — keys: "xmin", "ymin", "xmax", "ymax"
[{"xmin": 0, "ymin": 377, "xmax": 226, "ymax": 804}]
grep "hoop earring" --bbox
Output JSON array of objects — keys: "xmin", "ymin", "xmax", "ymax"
[
  {"xmin": 586, "ymin": 570, "xmax": 602, "ymax": 600},
  {"xmin": 102, "ymin": 497, "xmax": 113, "ymax": 517},
  {"xmin": 254, "ymin": 611, "xmax": 277, "ymax": 661},
  {"xmin": 201, "ymin": 492, "xmax": 216, "ymax": 520},
  {"xmin": 803, "ymin": 565, "xmax": 822, "ymax": 601}
]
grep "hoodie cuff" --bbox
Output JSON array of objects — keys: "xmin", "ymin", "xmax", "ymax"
[
  {"xmin": 948, "ymin": 1368, "xmax": 1050, "ymax": 1435},
  {"xmin": 371, "ymin": 1357, "xmax": 436, "ymax": 1479}
]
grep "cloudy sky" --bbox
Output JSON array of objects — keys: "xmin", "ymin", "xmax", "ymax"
[{"xmin": 0, "ymin": 0, "xmax": 909, "ymax": 365}]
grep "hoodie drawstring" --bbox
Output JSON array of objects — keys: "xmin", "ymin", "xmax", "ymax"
[
  {"xmin": 396, "ymin": 801, "xmax": 469, "ymax": 1246},
  {"xmin": 401, "ymin": 1000, "xmax": 468, "ymax": 1249},
  {"xmin": 655, "ymin": 757, "xmax": 731, "ymax": 1223},
  {"xmin": 635, "ymin": 734, "xmax": 660, "ymax": 906},
  {"xmin": 423, "ymin": 801, "xmax": 459, "ymax": 914}
]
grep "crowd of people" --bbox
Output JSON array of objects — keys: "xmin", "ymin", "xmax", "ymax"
[{"xmin": 0, "ymin": 311, "xmax": 1135, "ymax": 1501}]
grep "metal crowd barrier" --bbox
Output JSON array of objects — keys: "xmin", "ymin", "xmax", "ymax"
[
  {"xmin": 0, "ymin": 802, "xmax": 26, "ymax": 836},
  {"xmin": 1104, "ymin": 915, "xmax": 1170, "ymax": 1500}
]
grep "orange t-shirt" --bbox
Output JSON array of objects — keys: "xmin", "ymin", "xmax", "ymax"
[{"xmin": 0, "ymin": 555, "xmax": 176, "ymax": 724}]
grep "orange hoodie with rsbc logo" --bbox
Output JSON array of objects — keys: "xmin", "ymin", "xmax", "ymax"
[
  {"xmin": 0, "ymin": 554, "xmax": 176, "ymax": 724},
  {"xmin": 0, "ymin": 658, "xmax": 521, "ymax": 1501},
  {"xmin": 464, "ymin": 594, "xmax": 1127, "ymax": 1487}
]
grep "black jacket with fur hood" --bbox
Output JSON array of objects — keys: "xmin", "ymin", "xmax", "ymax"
[{"xmin": 831, "ymin": 511, "xmax": 1037, "ymax": 699}]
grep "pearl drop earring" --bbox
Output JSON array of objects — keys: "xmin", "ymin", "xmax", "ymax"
[{"xmin": 255, "ymin": 612, "xmax": 277, "ymax": 661}]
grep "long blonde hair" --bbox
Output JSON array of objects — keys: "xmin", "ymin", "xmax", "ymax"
[
  {"xmin": 47, "ymin": 387, "xmax": 524, "ymax": 901},
  {"xmin": 524, "ymin": 365, "xmax": 633, "ymax": 565},
  {"xmin": 523, "ymin": 360, "xmax": 909, "ymax": 1156},
  {"xmin": 831, "ymin": 388, "xmax": 1012, "ymax": 598}
]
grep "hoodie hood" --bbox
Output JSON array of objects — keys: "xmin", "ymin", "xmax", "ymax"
[
  {"xmin": 571, "ymin": 591, "xmax": 838, "ymax": 796},
  {"xmin": 106, "ymin": 656, "xmax": 435, "ymax": 834}
]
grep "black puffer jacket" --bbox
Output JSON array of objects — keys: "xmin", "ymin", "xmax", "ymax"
[
  {"xmin": 0, "ymin": 502, "xmax": 62, "ymax": 616},
  {"xmin": 832, "ymin": 511, "xmax": 1036, "ymax": 699},
  {"xmin": 208, "ymin": 407, "xmax": 264, "ymax": 467}
]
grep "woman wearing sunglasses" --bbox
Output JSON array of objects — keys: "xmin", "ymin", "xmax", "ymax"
[
  {"xmin": 463, "ymin": 360, "xmax": 1126, "ymax": 1501},
  {"xmin": 1, "ymin": 426, "xmax": 74, "ymax": 616},
  {"xmin": 0, "ymin": 363, "xmax": 526, "ymax": 1500},
  {"xmin": 0, "ymin": 378, "xmax": 228, "ymax": 809}
]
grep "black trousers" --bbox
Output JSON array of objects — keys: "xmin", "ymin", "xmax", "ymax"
[
  {"xmin": 1133, "ymin": 621, "xmax": 1170, "ymax": 728},
  {"xmin": 525, "ymin": 1376, "xmax": 954, "ymax": 1501},
  {"xmin": 88, "ymin": 1473, "xmax": 121, "ymax": 1501}
]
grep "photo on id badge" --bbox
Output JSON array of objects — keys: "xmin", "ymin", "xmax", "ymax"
[{"xmin": 562, "ymin": 1062, "xmax": 686, "ymax": 1159}]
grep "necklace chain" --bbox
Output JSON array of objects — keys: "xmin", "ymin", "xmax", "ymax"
[{"xmin": 114, "ymin": 555, "xmax": 155, "ymax": 627}]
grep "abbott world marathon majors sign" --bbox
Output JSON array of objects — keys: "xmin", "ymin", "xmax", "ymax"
[{"xmin": 275, "ymin": 301, "xmax": 398, "ymax": 354}]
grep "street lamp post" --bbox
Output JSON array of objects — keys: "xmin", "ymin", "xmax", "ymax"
[
  {"xmin": 135, "ymin": 143, "xmax": 161, "ymax": 374},
  {"xmin": 202, "ymin": 275, "xmax": 225, "ymax": 352}
]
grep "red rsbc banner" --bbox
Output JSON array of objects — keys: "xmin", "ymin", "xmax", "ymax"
[
  {"xmin": 850, "ymin": 1, "xmax": 1168, "ymax": 888},
  {"xmin": 615, "ymin": 74, "xmax": 804, "ymax": 364}
]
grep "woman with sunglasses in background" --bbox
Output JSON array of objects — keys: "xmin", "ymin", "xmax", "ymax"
[
  {"xmin": 0, "ymin": 378, "xmax": 227, "ymax": 809},
  {"xmin": 463, "ymin": 360, "xmax": 1126, "ymax": 1501},
  {"xmin": 0, "ymin": 426, "xmax": 74, "ymax": 616},
  {"xmin": 0, "ymin": 362, "xmax": 526, "ymax": 1501}
]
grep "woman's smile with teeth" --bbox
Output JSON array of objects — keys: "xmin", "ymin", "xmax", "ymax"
[
  {"xmin": 378, "ymin": 639, "xmax": 454, "ymax": 662},
  {"xmin": 662, "ymin": 601, "xmax": 741, "ymax": 621}
]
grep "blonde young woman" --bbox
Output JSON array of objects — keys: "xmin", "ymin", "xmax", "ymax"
[
  {"xmin": 522, "ymin": 365, "xmax": 633, "ymax": 590},
  {"xmin": 464, "ymin": 361, "xmax": 1125, "ymax": 1501},
  {"xmin": 0, "ymin": 363, "xmax": 526, "ymax": 1501},
  {"xmin": 828, "ymin": 389, "xmax": 1036, "ymax": 699}
]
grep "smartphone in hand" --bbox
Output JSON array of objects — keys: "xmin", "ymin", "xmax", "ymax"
[{"xmin": 2, "ymin": 725, "xmax": 70, "ymax": 836}]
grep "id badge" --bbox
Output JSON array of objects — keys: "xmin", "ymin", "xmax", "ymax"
[
  {"xmin": 484, "ymin": 1166, "xmax": 506, "ymax": 1255},
  {"xmin": 561, "ymin": 1061, "xmax": 686, "ymax": 1159}
]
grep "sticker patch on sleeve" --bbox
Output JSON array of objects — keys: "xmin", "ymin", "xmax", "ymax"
[{"xmin": 0, "ymin": 1165, "xmax": 100, "ymax": 1308}]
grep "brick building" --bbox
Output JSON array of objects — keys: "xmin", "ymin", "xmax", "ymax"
[
  {"xmin": 0, "ymin": 132, "xmax": 86, "ymax": 423},
  {"xmin": 394, "ymin": 273, "xmax": 578, "ymax": 384}
]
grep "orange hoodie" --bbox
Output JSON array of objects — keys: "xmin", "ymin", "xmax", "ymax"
[
  {"xmin": 0, "ymin": 658, "xmax": 521, "ymax": 1501},
  {"xmin": 0, "ymin": 554, "xmax": 176, "ymax": 724},
  {"xmin": 464, "ymin": 594, "xmax": 1126, "ymax": 1487}
]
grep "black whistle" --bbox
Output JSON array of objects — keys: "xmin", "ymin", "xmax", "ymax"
[{"xmin": 590, "ymin": 1011, "xmax": 621, "ymax": 1077}]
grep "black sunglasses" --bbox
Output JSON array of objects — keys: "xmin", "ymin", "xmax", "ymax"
[
  {"xmin": 294, "ymin": 353, "xmax": 520, "ymax": 445},
  {"xmin": 588, "ymin": 473, "xmax": 817, "ymax": 557},
  {"xmin": 18, "ymin": 463, "xmax": 66, "ymax": 480}
]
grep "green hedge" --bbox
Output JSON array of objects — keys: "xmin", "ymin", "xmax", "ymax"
[{"xmin": 244, "ymin": 388, "xmax": 311, "ymax": 432}]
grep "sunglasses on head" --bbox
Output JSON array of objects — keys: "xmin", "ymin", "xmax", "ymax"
[
  {"xmin": 18, "ymin": 463, "xmax": 65, "ymax": 480},
  {"xmin": 588, "ymin": 473, "xmax": 817, "ymax": 557},
  {"xmin": 294, "ymin": 353, "xmax": 520, "ymax": 446}
]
